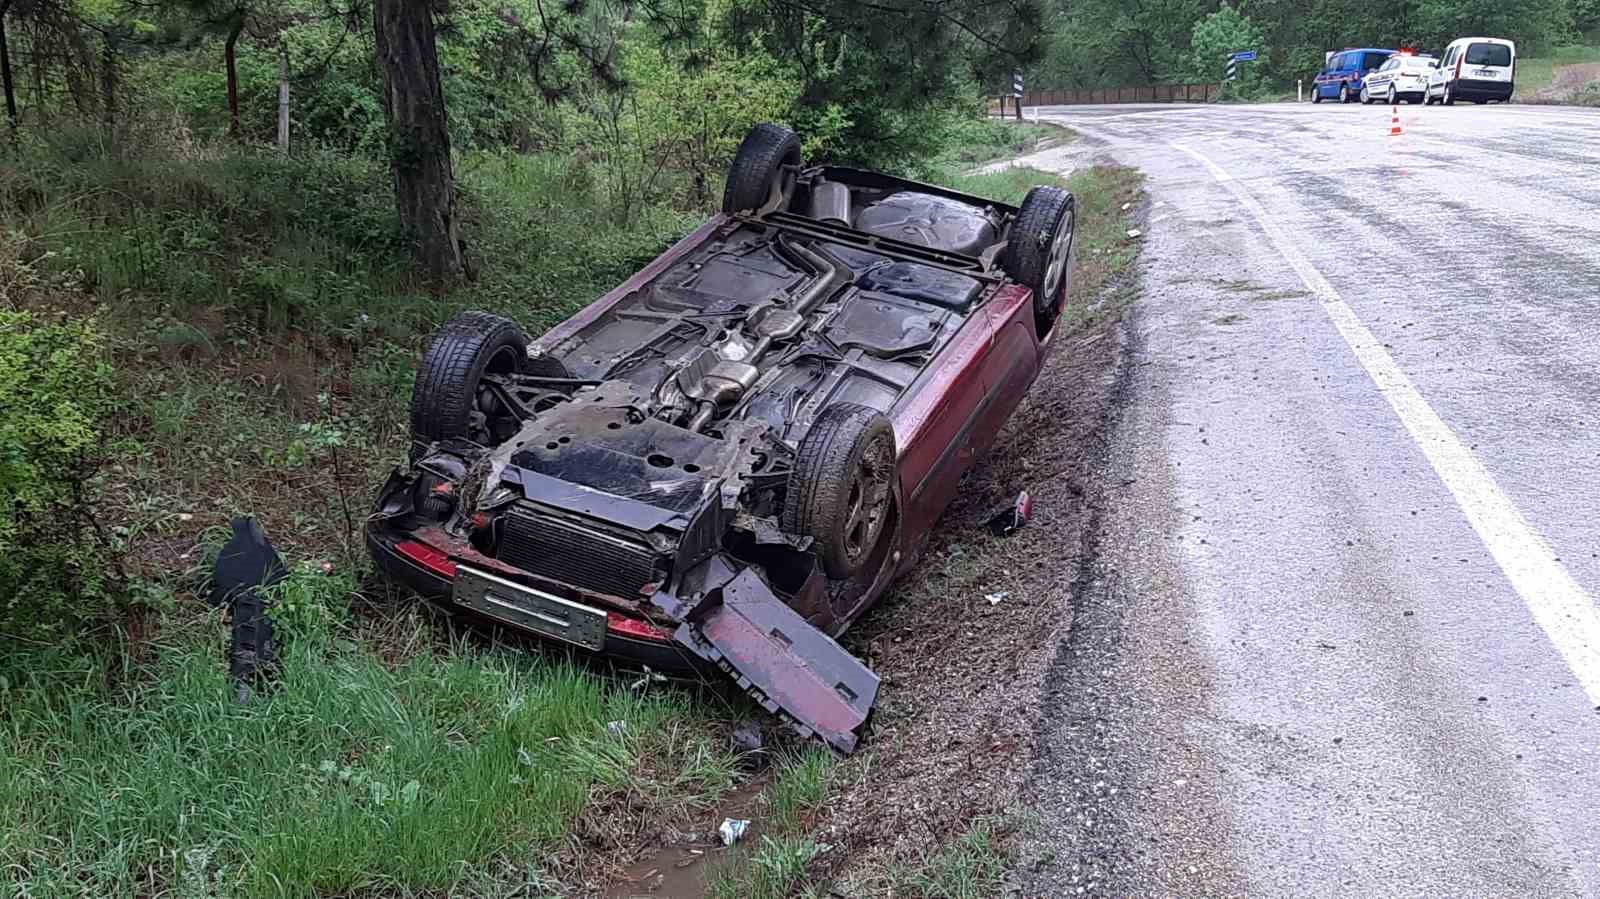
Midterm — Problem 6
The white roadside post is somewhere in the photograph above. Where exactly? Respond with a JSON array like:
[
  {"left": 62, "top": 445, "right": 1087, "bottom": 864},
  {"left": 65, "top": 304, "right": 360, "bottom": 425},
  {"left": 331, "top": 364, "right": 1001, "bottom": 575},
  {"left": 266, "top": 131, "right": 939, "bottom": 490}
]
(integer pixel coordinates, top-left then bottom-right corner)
[{"left": 1298, "top": 79, "right": 1303, "bottom": 102}]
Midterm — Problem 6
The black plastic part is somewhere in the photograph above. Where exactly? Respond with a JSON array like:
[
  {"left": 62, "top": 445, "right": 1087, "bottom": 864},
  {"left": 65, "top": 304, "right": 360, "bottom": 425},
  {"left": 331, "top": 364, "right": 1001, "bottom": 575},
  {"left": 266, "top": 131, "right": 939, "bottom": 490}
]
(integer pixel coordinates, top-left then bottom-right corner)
[
  {"left": 723, "top": 123, "right": 802, "bottom": 214},
  {"left": 210, "top": 517, "right": 286, "bottom": 703}
]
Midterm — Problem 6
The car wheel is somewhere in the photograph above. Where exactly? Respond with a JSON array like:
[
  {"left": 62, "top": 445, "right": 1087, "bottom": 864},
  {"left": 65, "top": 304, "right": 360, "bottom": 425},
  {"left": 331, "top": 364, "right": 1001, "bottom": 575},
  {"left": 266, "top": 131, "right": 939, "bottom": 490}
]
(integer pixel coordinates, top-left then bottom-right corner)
[
  {"left": 1444, "top": 84, "right": 1455, "bottom": 106},
  {"left": 410, "top": 311, "right": 529, "bottom": 448},
  {"left": 1388, "top": 86, "right": 1398, "bottom": 105},
  {"left": 784, "top": 403, "right": 897, "bottom": 580},
  {"left": 722, "top": 123, "right": 802, "bottom": 215},
  {"left": 1312, "top": 87, "right": 1323, "bottom": 104},
  {"left": 1001, "top": 186, "right": 1076, "bottom": 338},
  {"left": 1360, "top": 85, "right": 1371, "bottom": 104},
  {"left": 1340, "top": 85, "right": 1350, "bottom": 103}
]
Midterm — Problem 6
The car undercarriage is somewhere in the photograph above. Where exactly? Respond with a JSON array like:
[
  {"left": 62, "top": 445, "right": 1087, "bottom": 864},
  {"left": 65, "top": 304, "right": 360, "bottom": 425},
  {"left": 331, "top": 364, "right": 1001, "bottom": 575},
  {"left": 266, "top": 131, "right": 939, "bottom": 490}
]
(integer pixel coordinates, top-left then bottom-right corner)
[{"left": 368, "top": 124, "right": 1076, "bottom": 752}]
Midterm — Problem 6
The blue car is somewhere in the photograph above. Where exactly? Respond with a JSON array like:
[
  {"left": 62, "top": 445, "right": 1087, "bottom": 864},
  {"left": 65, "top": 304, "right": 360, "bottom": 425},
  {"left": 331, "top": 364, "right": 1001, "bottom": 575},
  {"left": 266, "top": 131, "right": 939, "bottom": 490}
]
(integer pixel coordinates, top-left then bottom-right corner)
[{"left": 1312, "top": 48, "right": 1396, "bottom": 104}]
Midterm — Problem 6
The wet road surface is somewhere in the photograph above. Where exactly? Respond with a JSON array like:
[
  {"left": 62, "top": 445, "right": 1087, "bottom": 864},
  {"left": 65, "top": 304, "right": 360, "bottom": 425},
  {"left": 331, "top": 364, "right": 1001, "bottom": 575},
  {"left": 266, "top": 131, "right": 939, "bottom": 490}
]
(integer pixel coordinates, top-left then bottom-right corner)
[{"left": 1019, "top": 102, "right": 1600, "bottom": 897}]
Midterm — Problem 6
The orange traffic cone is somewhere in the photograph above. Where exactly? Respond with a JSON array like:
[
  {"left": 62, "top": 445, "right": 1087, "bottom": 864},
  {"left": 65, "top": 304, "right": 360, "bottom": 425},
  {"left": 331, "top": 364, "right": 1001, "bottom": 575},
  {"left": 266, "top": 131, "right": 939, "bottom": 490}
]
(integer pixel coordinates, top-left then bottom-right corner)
[{"left": 1388, "top": 105, "right": 1403, "bottom": 136}]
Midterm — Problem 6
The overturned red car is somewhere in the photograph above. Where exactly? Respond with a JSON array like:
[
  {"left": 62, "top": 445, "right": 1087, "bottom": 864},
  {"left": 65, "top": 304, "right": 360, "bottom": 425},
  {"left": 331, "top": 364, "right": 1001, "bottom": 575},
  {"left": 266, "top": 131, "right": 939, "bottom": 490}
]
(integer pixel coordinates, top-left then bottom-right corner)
[{"left": 368, "top": 124, "right": 1076, "bottom": 752}]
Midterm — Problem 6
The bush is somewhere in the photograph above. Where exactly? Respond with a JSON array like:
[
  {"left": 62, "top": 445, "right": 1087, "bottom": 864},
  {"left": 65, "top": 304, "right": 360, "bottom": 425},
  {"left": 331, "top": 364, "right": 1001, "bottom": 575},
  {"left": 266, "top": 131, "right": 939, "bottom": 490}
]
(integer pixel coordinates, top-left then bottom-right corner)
[{"left": 0, "top": 309, "right": 120, "bottom": 639}]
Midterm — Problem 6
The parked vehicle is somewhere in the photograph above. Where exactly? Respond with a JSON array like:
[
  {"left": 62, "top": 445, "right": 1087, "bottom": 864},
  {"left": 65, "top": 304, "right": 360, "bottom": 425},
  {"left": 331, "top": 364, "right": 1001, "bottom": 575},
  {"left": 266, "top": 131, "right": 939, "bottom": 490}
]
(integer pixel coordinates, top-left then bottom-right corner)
[
  {"left": 1312, "top": 48, "right": 1395, "bottom": 104},
  {"left": 366, "top": 123, "right": 1077, "bottom": 754},
  {"left": 1425, "top": 37, "right": 1516, "bottom": 105},
  {"left": 1362, "top": 52, "right": 1438, "bottom": 104}
]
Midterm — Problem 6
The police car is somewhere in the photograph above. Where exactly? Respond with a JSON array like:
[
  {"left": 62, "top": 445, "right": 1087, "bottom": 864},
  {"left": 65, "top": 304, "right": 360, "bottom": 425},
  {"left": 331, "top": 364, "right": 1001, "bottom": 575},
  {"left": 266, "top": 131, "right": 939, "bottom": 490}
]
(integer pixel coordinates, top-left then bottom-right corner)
[{"left": 1361, "top": 51, "right": 1438, "bottom": 105}]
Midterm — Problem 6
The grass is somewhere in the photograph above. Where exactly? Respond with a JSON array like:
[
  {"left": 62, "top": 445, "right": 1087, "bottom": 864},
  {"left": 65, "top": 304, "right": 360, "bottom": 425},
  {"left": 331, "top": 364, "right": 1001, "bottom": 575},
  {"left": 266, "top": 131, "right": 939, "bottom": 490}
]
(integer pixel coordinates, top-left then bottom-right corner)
[
  {"left": 702, "top": 747, "right": 837, "bottom": 898},
  {"left": 901, "top": 820, "right": 1009, "bottom": 899},
  {"left": 0, "top": 580, "right": 741, "bottom": 896},
  {"left": 1514, "top": 44, "right": 1600, "bottom": 100}
]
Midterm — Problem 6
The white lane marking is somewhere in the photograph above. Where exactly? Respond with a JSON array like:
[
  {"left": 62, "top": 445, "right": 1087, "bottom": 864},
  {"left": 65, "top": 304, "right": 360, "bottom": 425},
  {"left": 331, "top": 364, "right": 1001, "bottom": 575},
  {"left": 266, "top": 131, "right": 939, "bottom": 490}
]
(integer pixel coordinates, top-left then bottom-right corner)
[{"left": 1170, "top": 140, "right": 1600, "bottom": 706}]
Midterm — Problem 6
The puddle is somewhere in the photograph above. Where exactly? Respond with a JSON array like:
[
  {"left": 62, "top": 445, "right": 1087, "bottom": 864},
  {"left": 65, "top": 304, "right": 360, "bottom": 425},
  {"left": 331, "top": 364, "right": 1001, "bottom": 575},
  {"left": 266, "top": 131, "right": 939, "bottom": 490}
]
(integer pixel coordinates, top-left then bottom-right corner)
[{"left": 604, "top": 778, "right": 768, "bottom": 898}]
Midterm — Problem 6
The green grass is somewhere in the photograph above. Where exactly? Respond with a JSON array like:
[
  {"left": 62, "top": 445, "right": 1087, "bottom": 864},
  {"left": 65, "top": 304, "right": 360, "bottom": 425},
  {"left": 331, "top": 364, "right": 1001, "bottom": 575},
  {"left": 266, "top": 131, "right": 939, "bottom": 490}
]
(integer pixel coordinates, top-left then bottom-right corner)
[
  {"left": 763, "top": 747, "right": 836, "bottom": 834},
  {"left": 0, "top": 575, "right": 738, "bottom": 896},
  {"left": 1514, "top": 44, "right": 1600, "bottom": 99},
  {"left": 901, "top": 820, "right": 1008, "bottom": 899}
]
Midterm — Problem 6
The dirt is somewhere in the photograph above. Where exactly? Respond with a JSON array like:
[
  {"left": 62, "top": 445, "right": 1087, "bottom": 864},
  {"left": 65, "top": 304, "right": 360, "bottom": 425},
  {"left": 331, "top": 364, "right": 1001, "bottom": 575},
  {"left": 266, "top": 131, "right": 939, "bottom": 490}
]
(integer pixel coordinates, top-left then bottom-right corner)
[
  {"left": 811, "top": 277, "right": 1137, "bottom": 891},
  {"left": 601, "top": 778, "right": 769, "bottom": 899}
]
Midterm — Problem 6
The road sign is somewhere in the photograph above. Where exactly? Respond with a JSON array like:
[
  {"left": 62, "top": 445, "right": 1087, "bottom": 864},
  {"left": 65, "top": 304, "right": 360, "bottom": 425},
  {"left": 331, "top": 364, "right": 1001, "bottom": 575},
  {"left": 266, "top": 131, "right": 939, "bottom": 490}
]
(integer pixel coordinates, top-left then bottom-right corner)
[
  {"left": 1226, "top": 60, "right": 1239, "bottom": 81},
  {"left": 1013, "top": 70, "right": 1024, "bottom": 98},
  {"left": 1231, "top": 50, "right": 1258, "bottom": 62}
]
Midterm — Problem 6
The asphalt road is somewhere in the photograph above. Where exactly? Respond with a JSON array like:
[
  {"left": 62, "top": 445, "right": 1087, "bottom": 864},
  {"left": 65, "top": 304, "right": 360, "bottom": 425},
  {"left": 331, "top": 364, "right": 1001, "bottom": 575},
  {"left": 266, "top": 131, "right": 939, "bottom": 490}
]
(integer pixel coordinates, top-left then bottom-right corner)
[{"left": 1018, "top": 101, "right": 1600, "bottom": 897}]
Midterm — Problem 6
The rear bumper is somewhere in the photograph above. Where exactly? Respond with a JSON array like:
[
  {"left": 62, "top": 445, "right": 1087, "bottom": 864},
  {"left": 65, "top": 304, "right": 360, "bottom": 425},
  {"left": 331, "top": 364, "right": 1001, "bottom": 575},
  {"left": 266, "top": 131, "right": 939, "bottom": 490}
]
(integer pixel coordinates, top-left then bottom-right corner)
[
  {"left": 1453, "top": 78, "right": 1513, "bottom": 100},
  {"left": 366, "top": 525, "right": 706, "bottom": 674}
]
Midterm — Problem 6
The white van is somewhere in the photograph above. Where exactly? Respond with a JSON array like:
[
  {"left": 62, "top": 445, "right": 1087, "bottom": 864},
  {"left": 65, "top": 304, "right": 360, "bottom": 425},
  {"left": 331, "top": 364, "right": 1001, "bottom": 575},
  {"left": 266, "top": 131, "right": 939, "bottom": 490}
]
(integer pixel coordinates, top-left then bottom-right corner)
[{"left": 1424, "top": 37, "right": 1516, "bottom": 105}]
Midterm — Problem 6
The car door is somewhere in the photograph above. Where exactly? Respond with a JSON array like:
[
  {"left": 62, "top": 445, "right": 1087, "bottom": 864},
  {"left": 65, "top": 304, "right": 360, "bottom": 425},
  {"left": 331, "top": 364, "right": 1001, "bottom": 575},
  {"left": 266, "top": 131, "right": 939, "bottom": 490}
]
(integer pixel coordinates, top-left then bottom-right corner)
[
  {"left": 1436, "top": 45, "right": 1458, "bottom": 90},
  {"left": 891, "top": 307, "right": 994, "bottom": 537},
  {"left": 1369, "top": 58, "right": 1394, "bottom": 94},
  {"left": 1464, "top": 41, "right": 1514, "bottom": 86}
]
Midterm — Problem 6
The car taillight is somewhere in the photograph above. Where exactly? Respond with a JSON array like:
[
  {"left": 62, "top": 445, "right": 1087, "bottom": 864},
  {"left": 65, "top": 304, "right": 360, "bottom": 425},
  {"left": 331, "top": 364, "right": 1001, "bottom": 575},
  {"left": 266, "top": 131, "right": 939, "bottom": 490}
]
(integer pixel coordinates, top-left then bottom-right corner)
[
  {"left": 606, "top": 611, "right": 672, "bottom": 642},
  {"left": 395, "top": 539, "right": 457, "bottom": 579},
  {"left": 1456, "top": 56, "right": 1464, "bottom": 79}
]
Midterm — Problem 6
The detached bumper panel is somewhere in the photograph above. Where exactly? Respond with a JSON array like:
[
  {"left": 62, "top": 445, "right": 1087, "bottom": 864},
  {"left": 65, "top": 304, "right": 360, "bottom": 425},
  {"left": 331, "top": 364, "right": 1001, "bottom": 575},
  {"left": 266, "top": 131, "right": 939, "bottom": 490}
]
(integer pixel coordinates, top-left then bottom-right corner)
[
  {"left": 454, "top": 566, "right": 607, "bottom": 652},
  {"left": 676, "top": 568, "right": 879, "bottom": 754}
]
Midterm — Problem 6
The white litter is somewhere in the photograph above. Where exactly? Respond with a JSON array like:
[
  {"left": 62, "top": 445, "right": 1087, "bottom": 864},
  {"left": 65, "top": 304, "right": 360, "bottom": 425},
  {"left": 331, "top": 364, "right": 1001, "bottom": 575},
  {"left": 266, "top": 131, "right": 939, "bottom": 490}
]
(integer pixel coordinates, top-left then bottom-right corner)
[
  {"left": 1121, "top": 202, "right": 1133, "bottom": 211},
  {"left": 606, "top": 720, "right": 628, "bottom": 738},
  {"left": 1126, "top": 228, "right": 1143, "bottom": 239},
  {"left": 985, "top": 591, "right": 1009, "bottom": 606},
  {"left": 718, "top": 818, "right": 750, "bottom": 846}
]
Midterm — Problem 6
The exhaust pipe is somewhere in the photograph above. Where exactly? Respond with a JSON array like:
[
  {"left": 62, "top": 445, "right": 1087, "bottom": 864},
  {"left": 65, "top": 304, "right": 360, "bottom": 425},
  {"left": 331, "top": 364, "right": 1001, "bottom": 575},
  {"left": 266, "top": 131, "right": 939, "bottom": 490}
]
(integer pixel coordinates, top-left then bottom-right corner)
[{"left": 807, "top": 179, "right": 852, "bottom": 227}]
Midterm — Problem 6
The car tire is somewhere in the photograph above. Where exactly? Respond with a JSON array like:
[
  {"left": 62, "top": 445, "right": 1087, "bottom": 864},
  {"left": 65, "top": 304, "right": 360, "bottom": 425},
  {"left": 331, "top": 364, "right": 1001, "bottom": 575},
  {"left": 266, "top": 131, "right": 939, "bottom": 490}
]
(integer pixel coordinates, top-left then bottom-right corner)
[
  {"left": 1444, "top": 84, "right": 1455, "bottom": 106},
  {"left": 1361, "top": 86, "right": 1373, "bottom": 104},
  {"left": 783, "top": 403, "right": 896, "bottom": 580},
  {"left": 1387, "top": 86, "right": 1398, "bottom": 105},
  {"left": 1312, "top": 86, "right": 1323, "bottom": 103},
  {"left": 1001, "top": 186, "right": 1077, "bottom": 338},
  {"left": 410, "top": 311, "right": 529, "bottom": 447},
  {"left": 722, "top": 123, "right": 802, "bottom": 215},
  {"left": 1340, "top": 85, "right": 1350, "bottom": 103}
]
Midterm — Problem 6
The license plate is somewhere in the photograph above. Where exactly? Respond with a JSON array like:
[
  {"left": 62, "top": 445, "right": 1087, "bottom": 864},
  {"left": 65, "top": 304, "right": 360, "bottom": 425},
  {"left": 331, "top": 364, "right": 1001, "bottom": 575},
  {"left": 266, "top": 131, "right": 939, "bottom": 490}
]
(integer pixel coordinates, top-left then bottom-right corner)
[
  {"left": 453, "top": 566, "right": 607, "bottom": 651},
  {"left": 1474, "top": 69, "right": 1499, "bottom": 78}
]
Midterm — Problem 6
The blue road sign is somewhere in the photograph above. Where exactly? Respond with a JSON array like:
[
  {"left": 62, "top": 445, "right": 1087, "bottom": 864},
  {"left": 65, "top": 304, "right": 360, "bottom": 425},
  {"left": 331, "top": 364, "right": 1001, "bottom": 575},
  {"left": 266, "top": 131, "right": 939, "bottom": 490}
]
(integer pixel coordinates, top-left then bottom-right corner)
[{"left": 1231, "top": 50, "right": 1259, "bottom": 62}]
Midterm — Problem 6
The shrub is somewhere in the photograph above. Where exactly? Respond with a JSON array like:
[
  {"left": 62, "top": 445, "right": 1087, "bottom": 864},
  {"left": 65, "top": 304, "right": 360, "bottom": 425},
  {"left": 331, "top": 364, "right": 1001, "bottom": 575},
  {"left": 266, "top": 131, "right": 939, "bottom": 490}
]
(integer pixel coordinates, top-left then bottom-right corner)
[{"left": 0, "top": 309, "right": 120, "bottom": 639}]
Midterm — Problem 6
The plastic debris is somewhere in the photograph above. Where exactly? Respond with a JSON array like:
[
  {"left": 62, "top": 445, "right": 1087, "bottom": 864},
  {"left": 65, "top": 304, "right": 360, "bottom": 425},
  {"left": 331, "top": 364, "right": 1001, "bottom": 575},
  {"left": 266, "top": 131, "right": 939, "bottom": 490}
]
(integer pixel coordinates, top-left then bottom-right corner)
[
  {"left": 985, "top": 592, "right": 1009, "bottom": 606},
  {"left": 986, "top": 490, "right": 1033, "bottom": 536},
  {"left": 718, "top": 818, "right": 750, "bottom": 846},
  {"left": 607, "top": 720, "right": 629, "bottom": 738},
  {"left": 732, "top": 720, "right": 765, "bottom": 754},
  {"left": 1126, "top": 228, "right": 1143, "bottom": 239}
]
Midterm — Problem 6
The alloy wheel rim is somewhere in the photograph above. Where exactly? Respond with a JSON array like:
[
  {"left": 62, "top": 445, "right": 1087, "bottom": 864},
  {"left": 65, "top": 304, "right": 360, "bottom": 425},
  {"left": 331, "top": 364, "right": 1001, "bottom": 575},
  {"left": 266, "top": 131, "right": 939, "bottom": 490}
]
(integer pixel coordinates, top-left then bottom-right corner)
[
  {"left": 1041, "top": 207, "right": 1075, "bottom": 304},
  {"left": 843, "top": 433, "right": 894, "bottom": 564}
]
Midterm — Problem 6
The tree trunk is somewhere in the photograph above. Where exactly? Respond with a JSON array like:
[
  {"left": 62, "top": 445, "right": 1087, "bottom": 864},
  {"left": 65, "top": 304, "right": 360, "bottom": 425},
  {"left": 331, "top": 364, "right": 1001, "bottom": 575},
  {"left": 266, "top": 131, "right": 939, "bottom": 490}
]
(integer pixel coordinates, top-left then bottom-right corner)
[
  {"left": 225, "top": 18, "right": 243, "bottom": 137},
  {"left": 276, "top": 41, "right": 289, "bottom": 152},
  {"left": 373, "top": 0, "right": 464, "bottom": 284},
  {"left": 0, "top": 0, "right": 16, "bottom": 131},
  {"left": 100, "top": 40, "right": 117, "bottom": 132}
]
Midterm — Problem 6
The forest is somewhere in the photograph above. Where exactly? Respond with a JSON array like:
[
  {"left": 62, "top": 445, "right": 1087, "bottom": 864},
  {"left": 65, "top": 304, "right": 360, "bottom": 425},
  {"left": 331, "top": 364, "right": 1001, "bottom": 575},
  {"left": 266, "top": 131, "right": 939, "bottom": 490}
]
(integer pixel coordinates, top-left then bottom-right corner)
[{"left": 1038, "top": 0, "right": 1600, "bottom": 90}]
